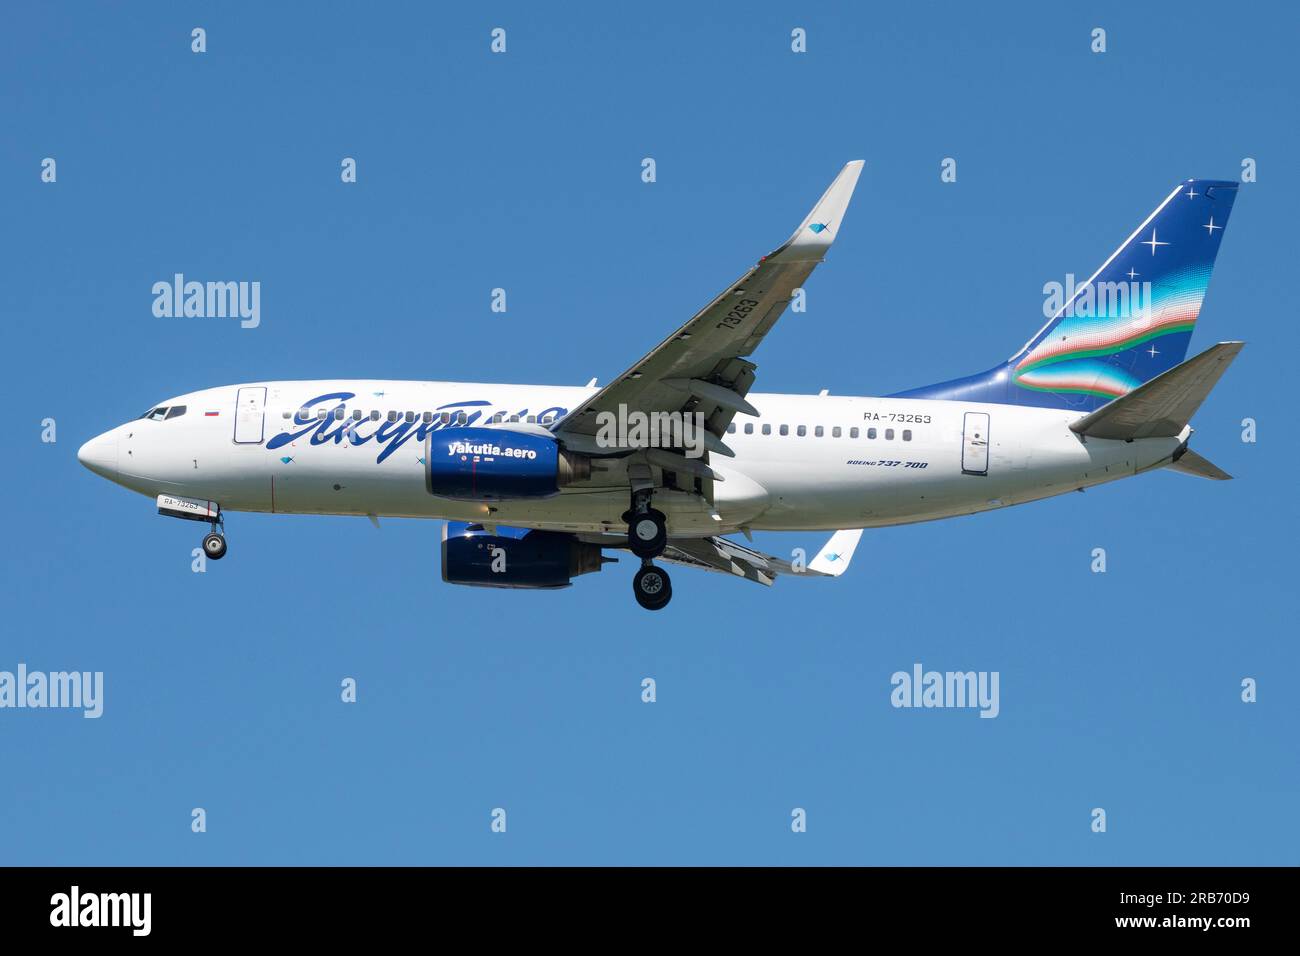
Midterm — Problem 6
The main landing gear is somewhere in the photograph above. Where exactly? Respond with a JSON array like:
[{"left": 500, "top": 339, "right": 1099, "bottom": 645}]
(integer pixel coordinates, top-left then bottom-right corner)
[
  {"left": 633, "top": 560, "right": 672, "bottom": 611},
  {"left": 201, "top": 515, "right": 227, "bottom": 561},
  {"left": 625, "top": 490, "right": 671, "bottom": 610},
  {"left": 624, "top": 490, "right": 666, "bottom": 559}
]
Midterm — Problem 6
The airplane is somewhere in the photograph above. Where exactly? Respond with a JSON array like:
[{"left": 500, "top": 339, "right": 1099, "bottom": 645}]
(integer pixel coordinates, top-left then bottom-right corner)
[{"left": 78, "top": 162, "right": 1243, "bottom": 610}]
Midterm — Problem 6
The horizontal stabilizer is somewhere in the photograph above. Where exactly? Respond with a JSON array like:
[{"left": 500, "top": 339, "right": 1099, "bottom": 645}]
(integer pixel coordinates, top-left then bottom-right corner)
[
  {"left": 1167, "top": 449, "right": 1232, "bottom": 480},
  {"left": 1070, "top": 342, "right": 1243, "bottom": 440}
]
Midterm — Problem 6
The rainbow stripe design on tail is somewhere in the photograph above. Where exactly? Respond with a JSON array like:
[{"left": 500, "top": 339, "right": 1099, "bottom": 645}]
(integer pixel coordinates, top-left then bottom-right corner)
[{"left": 893, "top": 180, "right": 1238, "bottom": 411}]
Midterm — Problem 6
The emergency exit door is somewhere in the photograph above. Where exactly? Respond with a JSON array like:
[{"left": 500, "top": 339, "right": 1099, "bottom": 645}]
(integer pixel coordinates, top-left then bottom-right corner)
[
  {"left": 233, "top": 386, "right": 267, "bottom": 444},
  {"left": 961, "top": 411, "right": 990, "bottom": 476}
]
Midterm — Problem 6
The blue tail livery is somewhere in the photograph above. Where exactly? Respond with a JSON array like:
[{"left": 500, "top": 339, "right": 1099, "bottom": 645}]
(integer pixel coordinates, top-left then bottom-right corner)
[{"left": 892, "top": 179, "right": 1239, "bottom": 410}]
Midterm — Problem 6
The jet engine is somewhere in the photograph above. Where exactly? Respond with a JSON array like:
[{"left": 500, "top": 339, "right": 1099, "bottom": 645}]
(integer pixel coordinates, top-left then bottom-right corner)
[
  {"left": 441, "top": 521, "right": 608, "bottom": 589},
  {"left": 425, "top": 427, "right": 590, "bottom": 500}
]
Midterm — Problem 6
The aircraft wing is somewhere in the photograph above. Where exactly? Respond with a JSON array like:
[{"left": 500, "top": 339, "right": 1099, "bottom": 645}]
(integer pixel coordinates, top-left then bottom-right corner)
[
  {"left": 552, "top": 161, "right": 864, "bottom": 451},
  {"left": 657, "top": 529, "right": 863, "bottom": 587}
]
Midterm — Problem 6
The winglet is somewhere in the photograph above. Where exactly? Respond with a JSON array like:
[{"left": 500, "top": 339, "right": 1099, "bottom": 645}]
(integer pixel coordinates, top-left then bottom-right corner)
[
  {"left": 808, "top": 529, "right": 863, "bottom": 576},
  {"left": 768, "top": 160, "right": 864, "bottom": 263}
]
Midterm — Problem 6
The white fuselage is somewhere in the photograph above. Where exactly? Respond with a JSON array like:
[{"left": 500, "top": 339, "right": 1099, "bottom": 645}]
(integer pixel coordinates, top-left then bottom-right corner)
[{"left": 78, "top": 380, "right": 1186, "bottom": 537}]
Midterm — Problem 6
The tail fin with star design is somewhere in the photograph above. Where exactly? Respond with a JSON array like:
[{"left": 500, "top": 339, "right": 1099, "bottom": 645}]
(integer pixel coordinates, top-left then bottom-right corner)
[{"left": 893, "top": 179, "right": 1240, "bottom": 412}]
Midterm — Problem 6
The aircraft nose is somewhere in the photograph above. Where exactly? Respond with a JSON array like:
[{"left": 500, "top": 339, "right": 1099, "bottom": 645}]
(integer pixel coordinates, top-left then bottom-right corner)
[{"left": 77, "top": 431, "right": 119, "bottom": 479}]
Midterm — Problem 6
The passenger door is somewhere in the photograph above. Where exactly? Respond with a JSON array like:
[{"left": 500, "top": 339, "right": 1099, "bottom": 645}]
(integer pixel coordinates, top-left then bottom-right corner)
[
  {"left": 961, "top": 411, "right": 989, "bottom": 476},
  {"left": 233, "top": 386, "right": 267, "bottom": 444}
]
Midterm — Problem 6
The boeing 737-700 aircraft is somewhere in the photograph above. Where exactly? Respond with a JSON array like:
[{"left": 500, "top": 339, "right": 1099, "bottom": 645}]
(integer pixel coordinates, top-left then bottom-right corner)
[{"left": 78, "top": 163, "right": 1242, "bottom": 609}]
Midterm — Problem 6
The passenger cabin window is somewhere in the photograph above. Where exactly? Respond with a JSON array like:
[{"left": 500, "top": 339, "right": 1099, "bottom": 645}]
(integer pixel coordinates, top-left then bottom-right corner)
[
  {"left": 727, "top": 423, "right": 736, "bottom": 434},
  {"left": 387, "top": 411, "right": 398, "bottom": 422},
  {"left": 762, "top": 424, "right": 771, "bottom": 435},
  {"left": 282, "top": 410, "right": 291, "bottom": 419},
  {"left": 832, "top": 426, "right": 841, "bottom": 438},
  {"left": 165, "top": 406, "right": 186, "bottom": 420},
  {"left": 440, "top": 412, "right": 451, "bottom": 425},
  {"left": 814, "top": 425, "right": 824, "bottom": 437},
  {"left": 797, "top": 425, "right": 807, "bottom": 437},
  {"left": 457, "top": 412, "right": 468, "bottom": 425},
  {"left": 885, "top": 428, "right": 895, "bottom": 440},
  {"left": 317, "top": 409, "right": 328, "bottom": 421},
  {"left": 370, "top": 410, "right": 381, "bottom": 421},
  {"left": 404, "top": 411, "right": 415, "bottom": 424},
  {"left": 744, "top": 423, "right": 754, "bottom": 435},
  {"left": 422, "top": 411, "right": 433, "bottom": 424},
  {"left": 867, "top": 427, "right": 877, "bottom": 439},
  {"left": 850, "top": 427, "right": 859, "bottom": 438},
  {"left": 526, "top": 415, "right": 536, "bottom": 424},
  {"left": 334, "top": 408, "right": 345, "bottom": 420},
  {"left": 903, "top": 429, "right": 912, "bottom": 441},
  {"left": 779, "top": 425, "right": 789, "bottom": 436}
]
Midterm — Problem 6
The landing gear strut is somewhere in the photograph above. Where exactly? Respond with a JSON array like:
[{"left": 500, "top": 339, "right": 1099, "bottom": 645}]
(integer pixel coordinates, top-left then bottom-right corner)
[
  {"left": 201, "top": 514, "right": 227, "bottom": 560},
  {"left": 624, "top": 489, "right": 676, "bottom": 608},
  {"left": 624, "top": 490, "right": 671, "bottom": 608},
  {"left": 624, "top": 490, "right": 666, "bottom": 559},
  {"left": 633, "top": 561, "right": 672, "bottom": 611}
]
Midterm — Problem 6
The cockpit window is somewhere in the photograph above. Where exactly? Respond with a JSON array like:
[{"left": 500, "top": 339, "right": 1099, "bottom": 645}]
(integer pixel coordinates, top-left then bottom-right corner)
[{"left": 139, "top": 405, "right": 187, "bottom": 421}]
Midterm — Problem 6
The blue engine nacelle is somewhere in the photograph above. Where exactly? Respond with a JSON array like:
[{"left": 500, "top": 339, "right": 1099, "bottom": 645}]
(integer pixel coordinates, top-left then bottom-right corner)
[
  {"left": 441, "top": 522, "right": 608, "bottom": 589},
  {"left": 425, "top": 427, "right": 591, "bottom": 500}
]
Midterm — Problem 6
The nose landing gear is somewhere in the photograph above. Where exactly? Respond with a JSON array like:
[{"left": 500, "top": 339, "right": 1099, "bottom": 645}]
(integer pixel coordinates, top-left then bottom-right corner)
[{"left": 201, "top": 515, "right": 227, "bottom": 561}]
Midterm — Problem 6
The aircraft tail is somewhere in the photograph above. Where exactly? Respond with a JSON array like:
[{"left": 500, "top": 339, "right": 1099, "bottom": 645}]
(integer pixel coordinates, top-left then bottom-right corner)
[{"left": 893, "top": 179, "right": 1240, "bottom": 412}]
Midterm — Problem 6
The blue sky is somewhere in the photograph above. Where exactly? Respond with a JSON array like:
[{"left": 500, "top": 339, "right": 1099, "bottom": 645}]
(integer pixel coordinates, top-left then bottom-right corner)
[{"left": 2, "top": 0, "right": 1297, "bottom": 865}]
